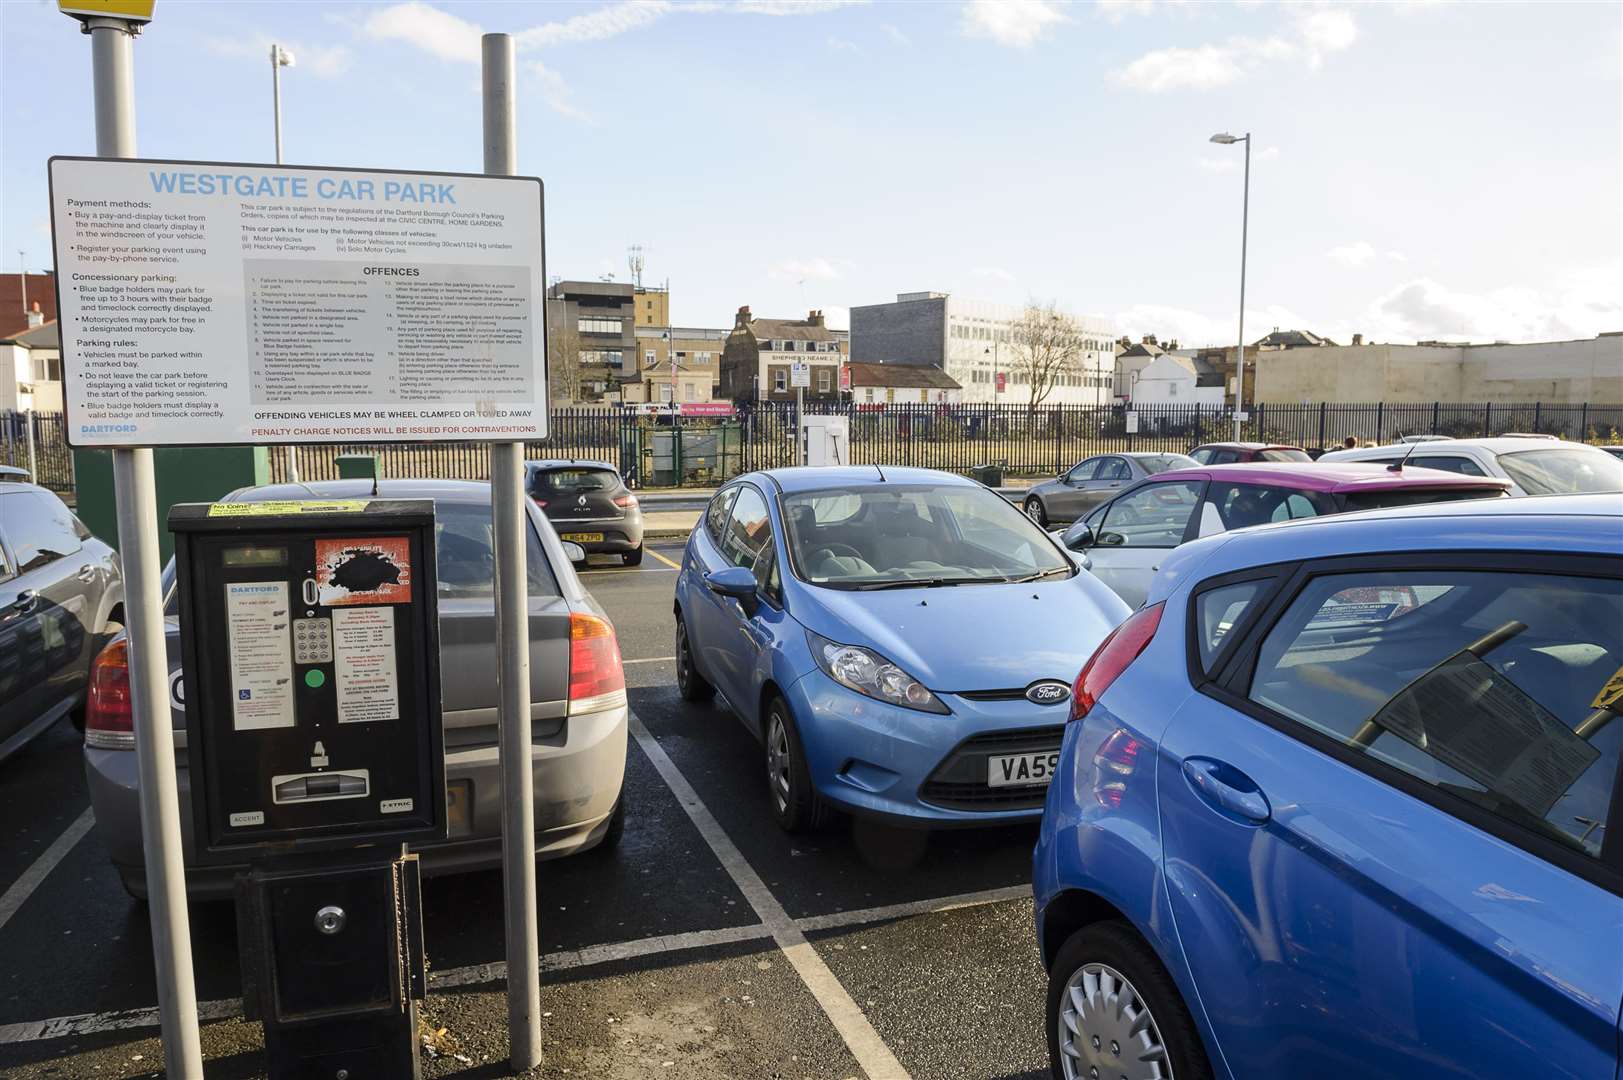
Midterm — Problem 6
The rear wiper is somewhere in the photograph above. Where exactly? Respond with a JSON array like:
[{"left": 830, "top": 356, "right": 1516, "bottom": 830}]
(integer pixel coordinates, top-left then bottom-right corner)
[
  {"left": 853, "top": 576, "right": 998, "bottom": 590},
  {"left": 1009, "top": 567, "right": 1071, "bottom": 584}
]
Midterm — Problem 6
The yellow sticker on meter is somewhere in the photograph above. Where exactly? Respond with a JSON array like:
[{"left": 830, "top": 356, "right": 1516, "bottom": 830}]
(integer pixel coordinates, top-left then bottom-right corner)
[
  {"left": 1593, "top": 665, "right": 1623, "bottom": 713},
  {"left": 207, "top": 500, "right": 370, "bottom": 517}
]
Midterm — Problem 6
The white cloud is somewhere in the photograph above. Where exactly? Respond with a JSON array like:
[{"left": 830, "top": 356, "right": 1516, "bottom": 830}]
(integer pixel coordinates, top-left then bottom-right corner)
[
  {"left": 1367, "top": 270, "right": 1623, "bottom": 343},
  {"left": 1112, "top": 302, "right": 1317, "bottom": 349},
  {"left": 827, "top": 35, "right": 863, "bottom": 53},
  {"left": 974, "top": 266, "right": 1017, "bottom": 283},
  {"left": 361, "top": 2, "right": 483, "bottom": 63},
  {"left": 515, "top": 1, "right": 672, "bottom": 49},
  {"left": 1095, "top": 0, "right": 1154, "bottom": 23},
  {"left": 1386, "top": 250, "right": 1408, "bottom": 263},
  {"left": 528, "top": 62, "right": 592, "bottom": 122},
  {"left": 734, "top": 0, "right": 866, "bottom": 12},
  {"left": 961, "top": 0, "right": 1069, "bottom": 48},
  {"left": 1111, "top": 6, "right": 1357, "bottom": 92},
  {"left": 1255, "top": 145, "right": 1279, "bottom": 161},
  {"left": 1198, "top": 156, "right": 1239, "bottom": 174},
  {"left": 1328, "top": 241, "right": 1378, "bottom": 267},
  {"left": 205, "top": 35, "right": 353, "bottom": 77},
  {"left": 880, "top": 22, "right": 912, "bottom": 46},
  {"left": 769, "top": 257, "right": 841, "bottom": 281}
]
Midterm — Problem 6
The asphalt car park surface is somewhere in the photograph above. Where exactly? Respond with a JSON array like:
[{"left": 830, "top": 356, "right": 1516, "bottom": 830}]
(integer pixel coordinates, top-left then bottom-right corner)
[{"left": 0, "top": 541, "right": 1049, "bottom": 1079}]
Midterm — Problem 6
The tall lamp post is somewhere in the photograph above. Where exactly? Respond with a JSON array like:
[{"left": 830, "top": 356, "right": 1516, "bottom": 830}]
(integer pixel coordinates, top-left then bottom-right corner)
[
  {"left": 1209, "top": 131, "right": 1250, "bottom": 441},
  {"left": 271, "top": 43, "right": 301, "bottom": 482}
]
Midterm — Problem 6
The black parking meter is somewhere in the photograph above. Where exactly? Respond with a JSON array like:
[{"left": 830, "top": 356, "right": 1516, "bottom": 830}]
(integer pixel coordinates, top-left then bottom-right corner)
[{"left": 168, "top": 498, "right": 445, "bottom": 1079}]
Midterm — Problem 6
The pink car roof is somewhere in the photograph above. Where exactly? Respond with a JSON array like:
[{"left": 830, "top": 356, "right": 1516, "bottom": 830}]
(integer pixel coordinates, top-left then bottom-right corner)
[{"left": 1153, "top": 461, "right": 1511, "bottom": 493}]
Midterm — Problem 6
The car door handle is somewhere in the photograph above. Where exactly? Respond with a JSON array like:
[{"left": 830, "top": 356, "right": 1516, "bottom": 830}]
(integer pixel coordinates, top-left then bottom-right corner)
[
  {"left": 76, "top": 565, "right": 97, "bottom": 583},
  {"left": 12, "top": 589, "right": 39, "bottom": 615},
  {"left": 1181, "top": 757, "right": 1271, "bottom": 824}
]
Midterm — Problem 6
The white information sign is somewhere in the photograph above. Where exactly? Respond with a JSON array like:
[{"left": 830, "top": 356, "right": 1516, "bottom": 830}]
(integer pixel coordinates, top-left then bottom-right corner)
[
  {"left": 48, "top": 157, "right": 548, "bottom": 447},
  {"left": 332, "top": 606, "right": 401, "bottom": 724},
  {"left": 225, "top": 581, "right": 294, "bottom": 731},
  {"left": 790, "top": 361, "right": 811, "bottom": 388},
  {"left": 1125, "top": 411, "right": 1139, "bottom": 434}
]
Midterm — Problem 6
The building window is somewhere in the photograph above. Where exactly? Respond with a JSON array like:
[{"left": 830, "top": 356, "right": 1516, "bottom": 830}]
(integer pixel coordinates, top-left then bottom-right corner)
[
  {"left": 774, "top": 370, "right": 787, "bottom": 393},
  {"left": 780, "top": 340, "right": 795, "bottom": 352},
  {"left": 578, "top": 316, "right": 622, "bottom": 334},
  {"left": 676, "top": 351, "right": 687, "bottom": 360},
  {"left": 605, "top": 350, "right": 623, "bottom": 368},
  {"left": 818, "top": 368, "right": 831, "bottom": 393},
  {"left": 644, "top": 349, "right": 656, "bottom": 365}
]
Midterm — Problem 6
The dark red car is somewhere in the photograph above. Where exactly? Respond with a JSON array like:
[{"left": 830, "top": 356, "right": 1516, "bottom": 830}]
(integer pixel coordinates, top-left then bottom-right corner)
[{"left": 1188, "top": 442, "right": 1311, "bottom": 464}]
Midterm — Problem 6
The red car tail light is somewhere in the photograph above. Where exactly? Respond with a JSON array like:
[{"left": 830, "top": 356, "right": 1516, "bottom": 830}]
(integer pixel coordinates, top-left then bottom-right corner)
[
  {"left": 1091, "top": 728, "right": 1143, "bottom": 809},
  {"left": 85, "top": 639, "right": 136, "bottom": 748},
  {"left": 568, "top": 612, "right": 625, "bottom": 708},
  {"left": 1069, "top": 602, "right": 1164, "bottom": 723},
  {"left": 613, "top": 494, "right": 638, "bottom": 509}
]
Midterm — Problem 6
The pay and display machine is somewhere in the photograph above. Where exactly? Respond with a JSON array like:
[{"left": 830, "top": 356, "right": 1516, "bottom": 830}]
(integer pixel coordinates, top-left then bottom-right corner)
[{"left": 168, "top": 499, "right": 444, "bottom": 1078}]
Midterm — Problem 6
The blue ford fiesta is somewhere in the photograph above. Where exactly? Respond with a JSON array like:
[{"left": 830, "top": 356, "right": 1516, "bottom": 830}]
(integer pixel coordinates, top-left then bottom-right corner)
[
  {"left": 673, "top": 466, "right": 1130, "bottom": 832},
  {"left": 1033, "top": 493, "right": 1623, "bottom": 1080}
]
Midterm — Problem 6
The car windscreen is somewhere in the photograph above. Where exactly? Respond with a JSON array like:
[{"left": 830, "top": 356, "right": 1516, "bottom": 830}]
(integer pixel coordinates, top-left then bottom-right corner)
[
  {"left": 782, "top": 484, "right": 1071, "bottom": 590},
  {"left": 1258, "top": 448, "right": 1312, "bottom": 463},
  {"left": 1141, "top": 454, "right": 1199, "bottom": 474},
  {"left": 161, "top": 500, "right": 559, "bottom": 613},
  {"left": 532, "top": 467, "right": 618, "bottom": 495},
  {"left": 1497, "top": 448, "right": 1623, "bottom": 495},
  {"left": 1341, "top": 487, "right": 1506, "bottom": 512}
]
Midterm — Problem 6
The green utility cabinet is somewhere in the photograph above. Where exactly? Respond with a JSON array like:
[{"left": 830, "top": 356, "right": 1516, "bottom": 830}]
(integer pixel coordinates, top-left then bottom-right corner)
[{"left": 73, "top": 446, "right": 271, "bottom": 563}]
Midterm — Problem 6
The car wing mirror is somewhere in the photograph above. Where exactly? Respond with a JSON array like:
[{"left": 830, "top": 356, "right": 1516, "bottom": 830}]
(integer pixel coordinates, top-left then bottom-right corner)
[
  {"left": 706, "top": 566, "right": 760, "bottom": 610},
  {"left": 1063, "top": 523, "right": 1095, "bottom": 551},
  {"left": 561, "top": 541, "right": 587, "bottom": 565}
]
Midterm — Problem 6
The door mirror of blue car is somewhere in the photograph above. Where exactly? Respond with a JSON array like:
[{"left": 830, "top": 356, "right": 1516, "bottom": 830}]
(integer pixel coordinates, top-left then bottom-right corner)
[{"left": 706, "top": 566, "right": 760, "bottom": 612}]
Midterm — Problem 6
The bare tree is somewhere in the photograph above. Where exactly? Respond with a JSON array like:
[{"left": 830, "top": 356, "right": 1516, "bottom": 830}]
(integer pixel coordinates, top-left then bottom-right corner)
[
  {"left": 547, "top": 322, "right": 584, "bottom": 405},
  {"left": 1008, "top": 302, "right": 1085, "bottom": 408}
]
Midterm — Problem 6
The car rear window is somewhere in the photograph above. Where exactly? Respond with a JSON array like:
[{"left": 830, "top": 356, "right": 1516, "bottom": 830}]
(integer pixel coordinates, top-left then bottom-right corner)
[
  {"left": 532, "top": 467, "right": 618, "bottom": 495},
  {"left": 1258, "top": 448, "right": 1312, "bottom": 463},
  {"left": 1341, "top": 487, "right": 1505, "bottom": 511},
  {"left": 1498, "top": 448, "right": 1623, "bottom": 495},
  {"left": 1247, "top": 569, "right": 1623, "bottom": 858},
  {"left": 1142, "top": 454, "right": 1199, "bottom": 474}
]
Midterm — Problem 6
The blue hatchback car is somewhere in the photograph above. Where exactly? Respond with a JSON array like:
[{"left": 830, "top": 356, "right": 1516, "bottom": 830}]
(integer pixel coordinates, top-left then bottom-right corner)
[
  {"left": 673, "top": 466, "right": 1129, "bottom": 832},
  {"left": 1033, "top": 493, "right": 1623, "bottom": 1080}
]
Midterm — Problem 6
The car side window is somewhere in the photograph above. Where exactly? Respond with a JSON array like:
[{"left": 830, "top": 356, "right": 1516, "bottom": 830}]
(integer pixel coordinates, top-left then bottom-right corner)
[
  {"left": 1416, "top": 454, "right": 1488, "bottom": 477},
  {"left": 1208, "top": 449, "right": 1241, "bottom": 465},
  {"left": 756, "top": 543, "right": 783, "bottom": 608},
  {"left": 705, "top": 487, "right": 740, "bottom": 546},
  {"left": 723, "top": 486, "right": 774, "bottom": 573},
  {"left": 1195, "top": 579, "right": 1268, "bottom": 673},
  {"left": 1207, "top": 483, "right": 1333, "bottom": 529},
  {"left": 1245, "top": 568, "right": 1623, "bottom": 859},
  {"left": 1096, "top": 481, "right": 1204, "bottom": 548},
  {"left": 1099, "top": 458, "right": 1132, "bottom": 481},
  {"left": 1067, "top": 458, "right": 1100, "bottom": 483},
  {"left": 1, "top": 490, "right": 83, "bottom": 573},
  {"left": 1189, "top": 448, "right": 1213, "bottom": 464}
]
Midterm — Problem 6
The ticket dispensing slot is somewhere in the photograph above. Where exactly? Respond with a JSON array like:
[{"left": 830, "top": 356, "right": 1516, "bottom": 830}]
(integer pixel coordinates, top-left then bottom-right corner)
[{"left": 271, "top": 770, "right": 370, "bottom": 804}]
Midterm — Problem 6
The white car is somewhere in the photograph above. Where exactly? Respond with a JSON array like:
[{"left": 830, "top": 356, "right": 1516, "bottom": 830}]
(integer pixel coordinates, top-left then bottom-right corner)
[{"left": 1318, "top": 437, "right": 1623, "bottom": 497}]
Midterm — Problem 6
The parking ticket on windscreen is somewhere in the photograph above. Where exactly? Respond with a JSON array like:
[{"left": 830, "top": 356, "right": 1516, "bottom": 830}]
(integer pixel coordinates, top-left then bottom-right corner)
[{"left": 226, "top": 582, "right": 295, "bottom": 730}]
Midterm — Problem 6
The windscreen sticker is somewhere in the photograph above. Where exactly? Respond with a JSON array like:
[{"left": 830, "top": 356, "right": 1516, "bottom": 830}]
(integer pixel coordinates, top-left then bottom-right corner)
[
  {"left": 208, "top": 500, "right": 369, "bottom": 517},
  {"left": 315, "top": 537, "right": 412, "bottom": 606},
  {"left": 1592, "top": 665, "right": 1623, "bottom": 713},
  {"left": 331, "top": 606, "right": 400, "bottom": 723},
  {"left": 225, "top": 581, "right": 294, "bottom": 731}
]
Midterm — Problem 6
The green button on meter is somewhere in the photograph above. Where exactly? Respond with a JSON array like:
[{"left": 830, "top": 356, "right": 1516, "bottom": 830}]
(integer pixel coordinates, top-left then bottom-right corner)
[{"left": 304, "top": 669, "right": 326, "bottom": 689}]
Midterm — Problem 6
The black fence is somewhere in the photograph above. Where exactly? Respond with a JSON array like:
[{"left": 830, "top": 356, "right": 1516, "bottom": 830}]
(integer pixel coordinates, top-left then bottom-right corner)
[
  {"left": 11, "top": 402, "right": 1623, "bottom": 494},
  {"left": 0, "top": 411, "right": 73, "bottom": 494}
]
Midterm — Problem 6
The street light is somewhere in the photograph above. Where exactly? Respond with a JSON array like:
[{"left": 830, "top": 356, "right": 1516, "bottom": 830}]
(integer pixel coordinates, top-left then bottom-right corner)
[
  {"left": 1209, "top": 130, "right": 1250, "bottom": 441},
  {"left": 271, "top": 44, "right": 295, "bottom": 165}
]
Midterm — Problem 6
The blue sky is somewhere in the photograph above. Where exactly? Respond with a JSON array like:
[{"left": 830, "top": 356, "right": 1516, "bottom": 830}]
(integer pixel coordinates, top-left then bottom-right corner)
[{"left": 4, "top": 0, "right": 1619, "bottom": 346}]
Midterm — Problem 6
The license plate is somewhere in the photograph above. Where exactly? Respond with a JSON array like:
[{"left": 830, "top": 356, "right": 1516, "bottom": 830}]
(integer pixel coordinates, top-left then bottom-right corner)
[
  {"left": 560, "top": 532, "right": 604, "bottom": 543},
  {"left": 446, "top": 780, "right": 472, "bottom": 837},
  {"left": 988, "top": 751, "right": 1060, "bottom": 788}
]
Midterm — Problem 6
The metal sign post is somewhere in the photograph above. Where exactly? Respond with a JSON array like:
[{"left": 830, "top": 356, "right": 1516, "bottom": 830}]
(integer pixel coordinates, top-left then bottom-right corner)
[
  {"left": 74, "top": 11, "right": 205, "bottom": 1078},
  {"left": 791, "top": 361, "right": 810, "bottom": 466},
  {"left": 482, "top": 33, "right": 542, "bottom": 1073}
]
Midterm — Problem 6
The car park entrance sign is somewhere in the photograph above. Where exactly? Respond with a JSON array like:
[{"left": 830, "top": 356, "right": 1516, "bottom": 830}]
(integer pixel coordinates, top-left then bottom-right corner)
[{"left": 48, "top": 157, "right": 548, "bottom": 448}]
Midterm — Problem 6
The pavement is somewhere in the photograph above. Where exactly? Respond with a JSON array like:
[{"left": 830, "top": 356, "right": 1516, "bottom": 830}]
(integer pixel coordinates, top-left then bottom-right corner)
[{"left": 0, "top": 541, "right": 1051, "bottom": 1080}]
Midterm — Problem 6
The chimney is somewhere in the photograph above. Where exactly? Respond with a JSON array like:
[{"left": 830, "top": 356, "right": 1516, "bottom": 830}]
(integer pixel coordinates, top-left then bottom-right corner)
[
  {"left": 1351, "top": 332, "right": 1363, "bottom": 346},
  {"left": 26, "top": 301, "right": 43, "bottom": 329},
  {"left": 1142, "top": 333, "right": 1158, "bottom": 346},
  {"left": 1168, "top": 338, "right": 1179, "bottom": 351},
  {"left": 808, "top": 309, "right": 825, "bottom": 327},
  {"left": 735, "top": 305, "right": 752, "bottom": 329}
]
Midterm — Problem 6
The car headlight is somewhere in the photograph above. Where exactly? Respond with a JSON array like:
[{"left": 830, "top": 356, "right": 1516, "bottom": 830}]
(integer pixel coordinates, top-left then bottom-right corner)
[{"left": 806, "top": 631, "right": 949, "bottom": 714}]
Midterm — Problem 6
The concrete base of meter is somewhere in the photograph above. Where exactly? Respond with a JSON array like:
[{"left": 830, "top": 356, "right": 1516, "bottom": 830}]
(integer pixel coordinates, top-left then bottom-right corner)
[{"left": 235, "top": 851, "right": 426, "bottom": 1080}]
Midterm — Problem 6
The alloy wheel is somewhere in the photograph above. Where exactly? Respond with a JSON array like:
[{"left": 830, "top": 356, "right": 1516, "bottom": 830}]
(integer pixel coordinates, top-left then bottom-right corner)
[
  {"left": 676, "top": 620, "right": 693, "bottom": 692},
  {"left": 1057, "top": 962, "right": 1173, "bottom": 1080},
  {"left": 765, "top": 711, "right": 791, "bottom": 814},
  {"left": 1025, "top": 498, "right": 1046, "bottom": 525}
]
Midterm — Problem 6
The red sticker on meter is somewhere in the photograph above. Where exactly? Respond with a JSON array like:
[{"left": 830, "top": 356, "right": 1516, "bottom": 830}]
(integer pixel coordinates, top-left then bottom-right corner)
[{"left": 315, "top": 537, "right": 412, "bottom": 606}]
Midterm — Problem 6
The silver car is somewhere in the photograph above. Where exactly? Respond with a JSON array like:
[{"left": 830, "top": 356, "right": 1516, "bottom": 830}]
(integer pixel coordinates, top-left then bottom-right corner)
[
  {"left": 82, "top": 479, "right": 629, "bottom": 900},
  {"left": 1021, "top": 452, "right": 1198, "bottom": 527}
]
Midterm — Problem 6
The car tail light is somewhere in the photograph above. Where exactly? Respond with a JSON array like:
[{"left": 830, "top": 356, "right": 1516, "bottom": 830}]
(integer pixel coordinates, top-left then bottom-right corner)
[
  {"left": 531, "top": 496, "right": 548, "bottom": 508},
  {"left": 1069, "top": 602, "right": 1164, "bottom": 723},
  {"left": 568, "top": 612, "right": 625, "bottom": 709},
  {"left": 86, "top": 639, "right": 135, "bottom": 749},
  {"left": 1091, "top": 729, "right": 1142, "bottom": 808},
  {"left": 613, "top": 493, "right": 638, "bottom": 509}
]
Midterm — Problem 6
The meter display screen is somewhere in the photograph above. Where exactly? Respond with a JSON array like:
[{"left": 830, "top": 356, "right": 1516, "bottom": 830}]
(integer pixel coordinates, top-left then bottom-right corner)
[{"left": 223, "top": 545, "right": 288, "bottom": 568}]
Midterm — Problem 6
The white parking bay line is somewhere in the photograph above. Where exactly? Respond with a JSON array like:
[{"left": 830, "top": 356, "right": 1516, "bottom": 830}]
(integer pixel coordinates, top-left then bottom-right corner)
[
  {"left": 622, "top": 656, "right": 676, "bottom": 666},
  {"left": 0, "top": 806, "right": 95, "bottom": 937},
  {"left": 628, "top": 712, "right": 911, "bottom": 1080},
  {"left": 796, "top": 885, "right": 1031, "bottom": 933}
]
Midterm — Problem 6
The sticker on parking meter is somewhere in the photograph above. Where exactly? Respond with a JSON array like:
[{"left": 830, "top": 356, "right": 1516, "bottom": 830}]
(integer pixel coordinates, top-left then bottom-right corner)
[
  {"left": 331, "top": 607, "right": 400, "bottom": 723},
  {"left": 225, "top": 582, "right": 295, "bottom": 730},
  {"left": 315, "top": 537, "right": 412, "bottom": 606}
]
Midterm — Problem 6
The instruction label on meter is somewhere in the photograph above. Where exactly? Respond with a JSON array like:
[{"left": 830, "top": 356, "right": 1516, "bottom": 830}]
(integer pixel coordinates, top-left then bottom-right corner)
[
  {"left": 332, "top": 607, "right": 401, "bottom": 723},
  {"left": 226, "top": 582, "right": 295, "bottom": 730}
]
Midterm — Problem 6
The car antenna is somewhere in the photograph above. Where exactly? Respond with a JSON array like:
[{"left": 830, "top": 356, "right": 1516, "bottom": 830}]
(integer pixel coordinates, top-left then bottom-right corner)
[
  {"left": 1388, "top": 439, "right": 1423, "bottom": 473},
  {"left": 874, "top": 463, "right": 886, "bottom": 482}
]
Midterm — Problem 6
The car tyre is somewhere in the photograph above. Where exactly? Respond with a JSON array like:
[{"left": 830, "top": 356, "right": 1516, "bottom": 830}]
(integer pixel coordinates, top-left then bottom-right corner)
[
  {"left": 763, "top": 696, "right": 826, "bottom": 834},
  {"left": 1024, "top": 496, "right": 1048, "bottom": 527},
  {"left": 624, "top": 545, "right": 644, "bottom": 567},
  {"left": 1047, "top": 921, "right": 1212, "bottom": 1080},
  {"left": 594, "top": 792, "right": 626, "bottom": 852},
  {"left": 675, "top": 612, "right": 715, "bottom": 702}
]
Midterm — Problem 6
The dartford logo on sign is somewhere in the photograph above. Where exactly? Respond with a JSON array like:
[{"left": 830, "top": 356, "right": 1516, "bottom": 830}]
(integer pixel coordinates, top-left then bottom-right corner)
[{"left": 1025, "top": 681, "right": 1071, "bottom": 705}]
